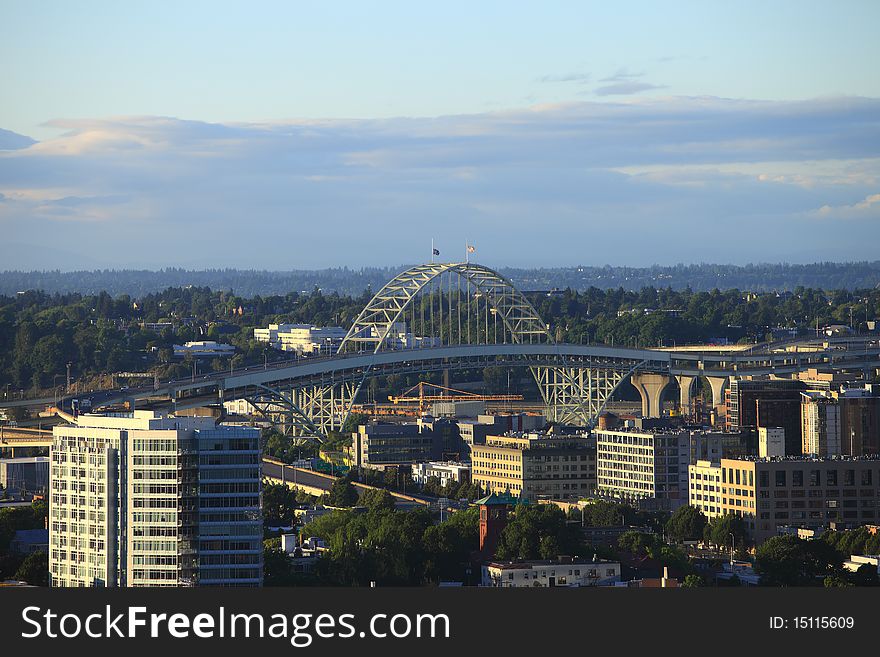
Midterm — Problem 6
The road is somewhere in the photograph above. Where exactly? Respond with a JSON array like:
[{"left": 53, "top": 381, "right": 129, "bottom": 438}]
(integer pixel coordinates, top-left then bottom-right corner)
[{"left": 261, "top": 459, "right": 433, "bottom": 509}]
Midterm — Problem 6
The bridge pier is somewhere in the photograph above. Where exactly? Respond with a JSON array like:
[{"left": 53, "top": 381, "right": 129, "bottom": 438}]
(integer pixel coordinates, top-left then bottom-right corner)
[
  {"left": 631, "top": 373, "right": 671, "bottom": 419},
  {"left": 706, "top": 376, "right": 729, "bottom": 423},
  {"left": 675, "top": 375, "right": 698, "bottom": 418}
]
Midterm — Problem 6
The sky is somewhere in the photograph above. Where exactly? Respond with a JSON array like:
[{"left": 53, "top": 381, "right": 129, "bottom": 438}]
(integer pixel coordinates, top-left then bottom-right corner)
[{"left": 1, "top": 1, "right": 879, "bottom": 270}]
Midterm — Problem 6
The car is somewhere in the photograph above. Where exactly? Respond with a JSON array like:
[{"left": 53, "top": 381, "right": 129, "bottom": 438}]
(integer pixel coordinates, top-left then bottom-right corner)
[{"left": 120, "top": 386, "right": 129, "bottom": 391}]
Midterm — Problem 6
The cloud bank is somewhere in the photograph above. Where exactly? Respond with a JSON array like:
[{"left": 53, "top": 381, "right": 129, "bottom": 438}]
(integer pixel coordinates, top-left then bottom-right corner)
[{"left": 1, "top": 96, "right": 879, "bottom": 269}]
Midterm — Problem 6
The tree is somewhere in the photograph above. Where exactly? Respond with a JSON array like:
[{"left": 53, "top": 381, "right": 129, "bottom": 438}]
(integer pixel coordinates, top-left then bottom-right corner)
[
  {"left": 359, "top": 488, "right": 396, "bottom": 513},
  {"left": 495, "top": 505, "right": 583, "bottom": 561},
  {"left": 849, "top": 563, "right": 880, "bottom": 587},
  {"left": 326, "top": 476, "right": 358, "bottom": 508},
  {"left": 682, "top": 574, "right": 706, "bottom": 587},
  {"left": 704, "top": 513, "right": 747, "bottom": 549},
  {"left": 262, "top": 482, "right": 299, "bottom": 527},
  {"left": 14, "top": 551, "right": 49, "bottom": 586},
  {"left": 665, "top": 505, "right": 707, "bottom": 543},
  {"left": 755, "top": 535, "right": 844, "bottom": 586},
  {"left": 618, "top": 530, "right": 660, "bottom": 557}
]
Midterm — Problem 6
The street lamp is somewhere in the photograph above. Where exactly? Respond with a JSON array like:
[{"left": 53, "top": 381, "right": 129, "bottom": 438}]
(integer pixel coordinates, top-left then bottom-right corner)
[{"left": 729, "top": 532, "right": 736, "bottom": 566}]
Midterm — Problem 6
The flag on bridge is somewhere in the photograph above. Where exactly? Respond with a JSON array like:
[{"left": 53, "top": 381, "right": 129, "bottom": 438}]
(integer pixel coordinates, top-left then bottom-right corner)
[
  {"left": 432, "top": 248, "right": 440, "bottom": 256},
  {"left": 467, "top": 244, "right": 476, "bottom": 253}
]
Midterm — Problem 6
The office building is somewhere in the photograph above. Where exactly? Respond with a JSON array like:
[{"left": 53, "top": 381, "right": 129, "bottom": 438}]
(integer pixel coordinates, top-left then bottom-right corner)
[
  {"left": 726, "top": 378, "right": 805, "bottom": 455},
  {"left": 352, "top": 422, "right": 444, "bottom": 468},
  {"left": 839, "top": 385, "right": 880, "bottom": 456},
  {"left": 595, "top": 428, "right": 722, "bottom": 510},
  {"left": 689, "top": 455, "right": 880, "bottom": 543},
  {"left": 471, "top": 432, "right": 596, "bottom": 502},
  {"left": 801, "top": 391, "right": 842, "bottom": 456},
  {"left": 50, "top": 411, "right": 261, "bottom": 587},
  {"left": 758, "top": 427, "right": 786, "bottom": 458},
  {"left": 253, "top": 323, "right": 347, "bottom": 355},
  {"left": 0, "top": 456, "right": 49, "bottom": 497},
  {"left": 458, "top": 413, "right": 546, "bottom": 448}
]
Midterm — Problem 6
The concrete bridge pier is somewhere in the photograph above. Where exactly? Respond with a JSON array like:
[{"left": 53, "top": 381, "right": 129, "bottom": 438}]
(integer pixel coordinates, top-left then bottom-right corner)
[
  {"left": 675, "top": 375, "right": 698, "bottom": 418},
  {"left": 631, "top": 373, "right": 671, "bottom": 419},
  {"left": 706, "top": 376, "right": 729, "bottom": 422}
]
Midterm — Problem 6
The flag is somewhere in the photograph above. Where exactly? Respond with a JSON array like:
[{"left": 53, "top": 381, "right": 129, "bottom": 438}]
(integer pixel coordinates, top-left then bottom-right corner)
[
  {"left": 467, "top": 244, "right": 476, "bottom": 253},
  {"left": 432, "top": 248, "right": 440, "bottom": 256}
]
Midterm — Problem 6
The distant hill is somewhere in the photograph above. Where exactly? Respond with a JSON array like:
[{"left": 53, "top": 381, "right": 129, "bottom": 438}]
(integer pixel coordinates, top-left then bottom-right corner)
[{"left": 2, "top": 261, "right": 880, "bottom": 297}]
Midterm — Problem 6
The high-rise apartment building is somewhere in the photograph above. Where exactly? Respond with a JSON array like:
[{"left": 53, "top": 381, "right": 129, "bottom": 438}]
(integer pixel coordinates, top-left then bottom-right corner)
[{"left": 49, "top": 411, "right": 262, "bottom": 587}]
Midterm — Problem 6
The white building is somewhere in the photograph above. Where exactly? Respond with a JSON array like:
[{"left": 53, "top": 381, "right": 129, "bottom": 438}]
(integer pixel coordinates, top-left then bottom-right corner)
[
  {"left": 172, "top": 341, "right": 236, "bottom": 358},
  {"left": 253, "top": 323, "right": 347, "bottom": 355},
  {"left": 595, "top": 428, "right": 716, "bottom": 510},
  {"left": 758, "top": 427, "right": 786, "bottom": 458},
  {"left": 49, "top": 411, "right": 262, "bottom": 587},
  {"left": 372, "top": 322, "right": 441, "bottom": 350},
  {"left": 482, "top": 557, "right": 620, "bottom": 587},
  {"left": 411, "top": 461, "right": 471, "bottom": 486}
]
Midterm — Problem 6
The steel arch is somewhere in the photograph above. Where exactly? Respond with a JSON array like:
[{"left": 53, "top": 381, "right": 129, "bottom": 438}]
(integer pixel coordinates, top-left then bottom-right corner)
[{"left": 338, "top": 262, "right": 553, "bottom": 352}]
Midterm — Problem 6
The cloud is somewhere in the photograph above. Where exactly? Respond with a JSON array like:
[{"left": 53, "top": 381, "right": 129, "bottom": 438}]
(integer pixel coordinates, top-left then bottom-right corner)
[
  {"left": 537, "top": 73, "right": 591, "bottom": 84},
  {"left": 813, "top": 192, "right": 880, "bottom": 219},
  {"left": 0, "top": 128, "right": 36, "bottom": 150},
  {"left": 1, "top": 95, "right": 880, "bottom": 268},
  {"left": 594, "top": 81, "right": 666, "bottom": 96},
  {"left": 598, "top": 68, "right": 645, "bottom": 83}
]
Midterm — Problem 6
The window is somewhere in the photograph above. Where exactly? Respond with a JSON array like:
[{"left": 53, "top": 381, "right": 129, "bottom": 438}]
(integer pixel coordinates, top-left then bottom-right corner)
[
  {"left": 792, "top": 470, "right": 804, "bottom": 487},
  {"left": 826, "top": 470, "right": 838, "bottom": 486},
  {"left": 775, "top": 470, "right": 786, "bottom": 487}
]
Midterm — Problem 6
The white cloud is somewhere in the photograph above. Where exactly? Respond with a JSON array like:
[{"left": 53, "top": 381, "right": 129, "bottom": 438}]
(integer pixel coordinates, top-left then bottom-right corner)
[
  {"left": 1, "top": 95, "right": 879, "bottom": 268},
  {"left": 814, "top": 193, "right": 880, "bottom": 219}
]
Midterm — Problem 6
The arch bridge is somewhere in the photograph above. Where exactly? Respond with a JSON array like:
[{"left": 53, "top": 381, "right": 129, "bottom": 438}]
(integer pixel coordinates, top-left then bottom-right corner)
[{"left": 30, "top": 262, "right": 880, "bottom": 439}]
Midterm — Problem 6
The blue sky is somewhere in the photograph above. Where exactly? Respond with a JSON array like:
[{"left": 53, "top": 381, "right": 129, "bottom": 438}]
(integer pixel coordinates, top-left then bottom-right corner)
[{"left": 1, "top": 1, "right": 879, "bottom": 269}]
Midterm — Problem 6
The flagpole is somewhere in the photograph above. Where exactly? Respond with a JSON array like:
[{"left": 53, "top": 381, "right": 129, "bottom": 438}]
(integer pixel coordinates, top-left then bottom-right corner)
[
  {"left": 465, "top": 240, "right": 469, "bottom": 264},
  {"left": 431, "top": 238, "right": 435, "bottom": 264}
]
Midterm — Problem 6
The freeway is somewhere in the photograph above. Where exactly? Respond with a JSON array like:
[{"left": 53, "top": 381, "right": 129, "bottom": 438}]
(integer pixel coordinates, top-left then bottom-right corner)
[{"left": 261, "top": 459, "right": 432, "bottom": 508}]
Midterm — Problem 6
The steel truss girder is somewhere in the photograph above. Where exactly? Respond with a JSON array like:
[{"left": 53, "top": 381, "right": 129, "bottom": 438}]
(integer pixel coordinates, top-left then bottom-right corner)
[
  {"left": 292, "top": 381, "right": 359, "bottom": 436},
  {"left": 534, "top": 359, "right": 648, "bottom": 427},
  {"left": 247, "top": 384, "right": 324, "bottom": 439}
]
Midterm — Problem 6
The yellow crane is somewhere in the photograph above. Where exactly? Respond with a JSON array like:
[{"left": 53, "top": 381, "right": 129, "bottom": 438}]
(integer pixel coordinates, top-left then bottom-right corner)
[{"left": 387, "top": 381, "right": 523, "bottom": 416}]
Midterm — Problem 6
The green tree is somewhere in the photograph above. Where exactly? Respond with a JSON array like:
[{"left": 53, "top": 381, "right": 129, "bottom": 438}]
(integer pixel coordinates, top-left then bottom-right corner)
[
  {"left": 326, "top": 476, "right": 359, "bottom": 508},
  {"left": 495, "top": 505, "right": 583, "bottom": 561},
  {"left": 703, "top": 513, "right": 747, "bottom": 549},
  {"left": 262, "top": 482, "right": 298, "bottom": 526},
  {"left": 755, "top": 535, "right": 844, "bottom": 586},
  {"left": 359, "top": 488, "right": 396, "bottom": 512},
  {"left": 665, "top": 505, "right": 707, "bottom": 543},
  {"left": 682, "top": 574, "right": 706, "bottom": 587},
  {"left": 14, "top": 551, "right": 49, "bottom": 586}
]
